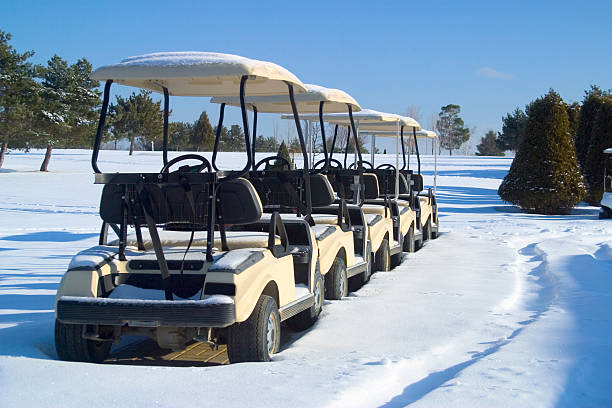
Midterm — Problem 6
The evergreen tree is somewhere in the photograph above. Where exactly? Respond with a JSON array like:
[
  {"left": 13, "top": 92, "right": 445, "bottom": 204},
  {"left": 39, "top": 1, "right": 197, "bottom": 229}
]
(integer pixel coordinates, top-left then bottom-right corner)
[
  {"left": 575, "top": 86, "right": 609, "bottom": 172},
  {"left": 109, "top": 90, "right": 163, "bottom": 155},
  {"left": 497, "top": 108, "right": 527, "bottom": 152},
  {"left": 476, "top": 130, "right": 504, "bottom": 156},
  {"left": 35, "top": 56, "right": 101, "bottom": 170},
  {"left": 0, "top": 30, "right": 38, "bottom": 168},
  {"left": 435, "top": 104, "right": 470, "bottom": 155},
  {"left": 567, "top": 101, "right": 580, "bottom": 140},
  {"left": 255, "top": 135, "right": 280, "bottom": 152},
  {"left": 191, "top": 110, "right": 214, "bottom": 151},
  {"left": 583, "top": 97, "right": 612, "bottom": 204},
  {"left": 498, "top": 90, "right": 586, "bottom": 214},
  {"left": 275, "top": 140, "right": 293, "bottom": 169},
  {"left": 168, "top": 121, "right": 193, "bottom": 151}
]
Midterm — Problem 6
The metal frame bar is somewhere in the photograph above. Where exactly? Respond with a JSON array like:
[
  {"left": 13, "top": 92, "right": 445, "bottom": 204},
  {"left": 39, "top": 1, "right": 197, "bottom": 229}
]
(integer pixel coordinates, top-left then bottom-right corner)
[
  {"left": 211, "top": 103, "right": 225, "bottom": 171},
  {"left": 92, "top": 80, "right": 113, "bottom": 173}
]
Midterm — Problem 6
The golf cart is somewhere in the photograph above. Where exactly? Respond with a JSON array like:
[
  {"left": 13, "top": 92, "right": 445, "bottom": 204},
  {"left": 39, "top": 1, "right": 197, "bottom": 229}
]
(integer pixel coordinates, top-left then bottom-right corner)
[
  {"left": 54, "top": 52, "right": 326, "bottom": 363},
  {"left": 210, "top": 84, "right": 371, "bottom": 300}
]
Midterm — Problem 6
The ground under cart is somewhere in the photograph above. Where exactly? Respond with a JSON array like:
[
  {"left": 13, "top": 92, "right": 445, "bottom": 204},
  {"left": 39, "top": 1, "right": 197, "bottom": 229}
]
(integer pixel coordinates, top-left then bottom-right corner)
[
  {"left": 210, "top": 83, "right": 371, "bottom": 299},
  {"left": 54, "top": 52, "right": 328, "bottom": 363}
]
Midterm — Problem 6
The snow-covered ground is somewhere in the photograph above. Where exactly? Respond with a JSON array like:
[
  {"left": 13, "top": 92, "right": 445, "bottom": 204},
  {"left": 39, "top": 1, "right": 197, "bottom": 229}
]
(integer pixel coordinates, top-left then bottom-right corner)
[{"left": 1, "top": 150, "right": 611, "bottom": 407}]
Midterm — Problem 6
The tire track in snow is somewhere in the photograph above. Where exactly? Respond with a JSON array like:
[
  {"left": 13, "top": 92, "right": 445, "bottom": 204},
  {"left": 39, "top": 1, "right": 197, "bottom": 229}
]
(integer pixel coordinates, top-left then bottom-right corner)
[{"left": 327, "top": 234, "right": 558, "bottom": 408}]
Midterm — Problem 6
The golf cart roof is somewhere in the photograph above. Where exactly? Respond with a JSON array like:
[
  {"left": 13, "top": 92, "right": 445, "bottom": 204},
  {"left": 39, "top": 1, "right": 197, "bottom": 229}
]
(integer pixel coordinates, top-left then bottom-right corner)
[
  {"left": 210, "top": 83, "right": 361, "bottom": 113},
  {"left": 360, "top": 129, "right": 436, "bottom": 138},
  {"left": 90, "top": 51, "right": 307, "bottom": 96},
  {"left": 284, "top": 109, "right": 421, "bottom": 130},
  {"left": 604, "top": 148, "right": 612, "bottom": 154}
]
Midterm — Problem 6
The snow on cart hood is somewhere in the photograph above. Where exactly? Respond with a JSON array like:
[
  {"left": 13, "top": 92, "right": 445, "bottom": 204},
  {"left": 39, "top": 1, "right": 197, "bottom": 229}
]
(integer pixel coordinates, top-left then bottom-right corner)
[{"left": 91, "top": 51, "right": 307, "bottom": 96}]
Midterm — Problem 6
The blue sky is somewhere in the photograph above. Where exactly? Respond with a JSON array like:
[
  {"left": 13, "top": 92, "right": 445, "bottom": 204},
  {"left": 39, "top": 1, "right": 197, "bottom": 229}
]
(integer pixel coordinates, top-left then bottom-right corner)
[{"left": 2, "top": 0, "right": 611, "bottom": 152}]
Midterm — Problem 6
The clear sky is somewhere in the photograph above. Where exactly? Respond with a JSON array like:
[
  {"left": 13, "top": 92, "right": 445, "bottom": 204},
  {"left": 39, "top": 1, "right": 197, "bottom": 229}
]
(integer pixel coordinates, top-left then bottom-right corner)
[{"left": 2, "top": 0, "right": 611, "bottom": 153}]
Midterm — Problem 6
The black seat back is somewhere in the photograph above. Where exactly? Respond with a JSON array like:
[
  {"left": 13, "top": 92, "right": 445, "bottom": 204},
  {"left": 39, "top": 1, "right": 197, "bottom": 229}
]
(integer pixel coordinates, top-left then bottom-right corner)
[
  {"left": 362, "top": 173, "right": 380, "bottom": 199},
  {"left": 99, "top": 178, "right": 261, "bottom": 228}
]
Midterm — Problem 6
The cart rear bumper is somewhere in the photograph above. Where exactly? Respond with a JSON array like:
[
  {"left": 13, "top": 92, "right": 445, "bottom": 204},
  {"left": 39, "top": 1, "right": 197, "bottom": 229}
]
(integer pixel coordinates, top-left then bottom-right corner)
[{"left": 56, "top": 295, "right": 236, "bottom": 328}]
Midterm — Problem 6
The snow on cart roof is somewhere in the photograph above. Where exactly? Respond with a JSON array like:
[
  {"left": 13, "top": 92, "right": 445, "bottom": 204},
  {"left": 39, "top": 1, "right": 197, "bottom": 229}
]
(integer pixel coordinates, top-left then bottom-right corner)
[
  {"left": 90, "top": 52, "right": 307, "bottom": 96},
  {"left": 604, "top": 148, "right": 612, "bottom": 154},
  {"left": 282, "top": 109, "right": 420, "bottom": 130},
  {"left": 210, "top": 84, "right": 361, "bottom": 114}
]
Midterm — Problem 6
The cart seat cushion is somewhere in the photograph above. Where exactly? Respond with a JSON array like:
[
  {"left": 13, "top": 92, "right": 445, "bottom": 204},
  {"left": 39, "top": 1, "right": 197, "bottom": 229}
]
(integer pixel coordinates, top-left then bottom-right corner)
[
  {"left": 364, "top": 214, "right": 382, "bottom": 226},
  {"left": 361, "top": 204, "right": 386, "bottom": 216},
  {"left": 311, "top": 225, "right": 336, "bottom": 241},
  {"left": 110, "top": 230, "right": 279, "bottom": 250},
  {"left": 411, "top": 173, "right": 424, "bottom": 192},
  {"left": 311, "top": 214, "right": 338, "bottom": 225}
]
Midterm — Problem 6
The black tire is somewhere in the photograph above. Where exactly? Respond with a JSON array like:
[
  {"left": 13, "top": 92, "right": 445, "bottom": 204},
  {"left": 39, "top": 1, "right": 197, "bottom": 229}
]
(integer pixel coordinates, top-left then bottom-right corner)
[
  {"left": 391, "top": 251, "right": 403, "bottom": 269},
  {"left": 375, "top": 238, "right": 391, "bottom": 272},
  {"left": 287, "top": 267, "right": 323, "bottom": 331},
  {"left": 600, "top": 207, "right": 612, "bottom": 219},
  {"left": 325, "top": 257, "right": 348, "bottom": 300},
  {"left": 423, "top": 218, "right": 432, "bottom": 242},
  {"left": 403, "top": 225, "right": 415, "bottom": 253},
  {"left": 227, "top": 295, "right": 280, "bottom": 363},
  {"left": 431, "top": 210, "right": 439, "bottom": 239},
  {"left": 55, "top": 320, "right": 111, "bottom": 363}
]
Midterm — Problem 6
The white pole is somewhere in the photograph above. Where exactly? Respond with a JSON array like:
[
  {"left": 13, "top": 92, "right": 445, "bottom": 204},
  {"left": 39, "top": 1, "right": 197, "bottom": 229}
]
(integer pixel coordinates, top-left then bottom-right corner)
[
  {"left": 151, "top": 141, "right": 154, "bottom": 151},
  {"left": 371, "top": 135, "right": 375, "bottom": 166},
  {"left": 395, "top": 122, "right": 399, "bottom": 200},
  {"left": 434, "top": 135, "right": 438, "bottom": 194},
  {"left": 354, "top": 120, "right": 359, "bottom": 166}
]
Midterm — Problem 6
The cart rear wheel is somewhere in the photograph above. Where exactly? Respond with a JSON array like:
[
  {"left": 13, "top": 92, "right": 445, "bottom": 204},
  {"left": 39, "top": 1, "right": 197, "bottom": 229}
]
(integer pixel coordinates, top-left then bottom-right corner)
[
  {"left": 403, "top": 225, "right": 415, "bottom": 253},
  {"left": 55, "top": 320, "right": 111, "bottom": 363}
]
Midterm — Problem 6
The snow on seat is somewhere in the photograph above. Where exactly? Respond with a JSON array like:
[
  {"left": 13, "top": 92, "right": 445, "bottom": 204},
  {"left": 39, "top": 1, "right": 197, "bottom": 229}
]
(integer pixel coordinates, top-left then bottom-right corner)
[
  {"left": 365, "top": 214, "right": 382, "bottom": 227},
  {"left": 312, "top": 225, "right": 336, "bottom": 241},
  {"left": 312, "top": 214, "right": 338, "bottom": 225},
  {"left": 361, "top": 204, "right": 387, "bottom": 216},
  {"left": 109, "top": 230, "right": 279, "bottom": 250}
]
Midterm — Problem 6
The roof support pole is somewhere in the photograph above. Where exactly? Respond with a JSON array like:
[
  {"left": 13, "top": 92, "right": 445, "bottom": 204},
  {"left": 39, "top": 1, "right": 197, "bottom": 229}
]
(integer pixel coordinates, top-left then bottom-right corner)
[
  {"left": 91, "top": 79, "right": 113, "bottom": 173},
  {"left": 162, "top": 87, "right": 169, "bottom": 166},
  {"left": 239, "top": 75, "right": 252, "bottom": 176},
  {"left": 434, "top": 134, "right": 438, "bottom": 194},
  {"left": 318, "top": 101, "right": 329, "bottom": 170},
  {"left": 251, "top": 106, "right": 258, "bottom": 170},
  {"left": 413, "top": 127, "right": 421, "bottom": 175},
  {"left": 211, "top": 103, "right": 226, "bottom": 171},
  {"left": 287, "top": 82, "right": 312, "bottom": 216}
]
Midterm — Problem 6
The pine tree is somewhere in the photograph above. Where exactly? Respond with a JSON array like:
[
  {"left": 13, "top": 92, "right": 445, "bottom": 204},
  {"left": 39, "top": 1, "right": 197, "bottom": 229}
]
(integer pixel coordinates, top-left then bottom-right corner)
[
  {"left": 476, "top": 130, "right": 504, "bottom": 156},
  {"left": 191, "top": 110, "right": 214, "bottom": 151},
  {"left": 275, "top": 140, "right": 293, "bottom": 169},
  {"left": 35, "top": 56, "right": 101, "bottom": 170},
  {"left": 168, "top": 121, "right": 193, "bottom": 151},
  {"left": 498, "top": 90, "right": 586, "bottom": 214},
  {"left": 583, "top": 96, "right": 612, "bottom": 204},
  {"left": 497, "top": 108, "right": 527, "bottom": 152},
  {"left": 575, "top": 86, "right": 609, "bottom": 172},
  {"left": 0, "top": 30, "right": 38, "bottom": 168},
  {"left": 109, "top": 90, "right": 163, "bottom": 155},
  {"left": 567, "top": 101, "right": 580, "bottom": 140}
]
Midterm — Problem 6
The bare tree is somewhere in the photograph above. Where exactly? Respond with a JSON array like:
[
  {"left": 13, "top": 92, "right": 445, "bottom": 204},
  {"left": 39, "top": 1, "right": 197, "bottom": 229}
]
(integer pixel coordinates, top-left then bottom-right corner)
[{"left": 404, "top": 105, "right": 422, "bottom": 122}]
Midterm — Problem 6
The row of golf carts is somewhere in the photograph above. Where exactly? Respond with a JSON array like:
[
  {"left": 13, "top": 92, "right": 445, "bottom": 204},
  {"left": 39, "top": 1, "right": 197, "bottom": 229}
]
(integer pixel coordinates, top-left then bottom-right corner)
[{"left": 54, "top": 52, "right": 440, "bottom": 363}]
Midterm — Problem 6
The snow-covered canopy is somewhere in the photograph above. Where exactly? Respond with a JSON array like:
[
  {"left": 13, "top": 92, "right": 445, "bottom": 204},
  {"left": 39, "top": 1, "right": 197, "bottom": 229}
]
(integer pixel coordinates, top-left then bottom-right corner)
[
  {"left": 283, "top": 109, "right": 421, "bottom": 131},
  {"left": 209, "top": 84, "right": 361, "bottom": 114},
  {"left": 604, "top": 148, "right": 612, "bottom": 154},
  {"left": 360, "top": 129, "right": 437, "bottom": 139},
  {"left": 90, "top": 52, "right": 307, "bottom": 96}
]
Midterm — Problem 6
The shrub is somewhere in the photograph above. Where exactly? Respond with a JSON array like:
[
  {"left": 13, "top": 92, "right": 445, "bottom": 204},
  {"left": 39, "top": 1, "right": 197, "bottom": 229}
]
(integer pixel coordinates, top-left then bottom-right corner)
[{"left": 498, "top": 90, "right": 586, "bottom": 214}]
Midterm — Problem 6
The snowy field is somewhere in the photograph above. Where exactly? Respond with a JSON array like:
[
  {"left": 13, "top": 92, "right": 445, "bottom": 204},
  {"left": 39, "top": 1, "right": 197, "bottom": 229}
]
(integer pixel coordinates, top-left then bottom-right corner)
[{"left": 1, "top": 149, "right": 611, "bottom": 407}]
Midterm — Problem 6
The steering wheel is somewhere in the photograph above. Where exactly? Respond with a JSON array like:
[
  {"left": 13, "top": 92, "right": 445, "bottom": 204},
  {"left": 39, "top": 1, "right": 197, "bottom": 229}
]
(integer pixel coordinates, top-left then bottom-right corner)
[
  {"left": 254, "top": 156, "right": 292, "bottom": 171},
  {"left": 348, "top": 160, "right": 373, "bottom": 170},
  {"left": 376, "top": 163, "right": 397, "bottom": 171},
  {"left": 313, "top": 158, "right": 343, "bottom": 170},
  {"left": 160, "top": 154, "right": 212, "bottom": 173}
]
